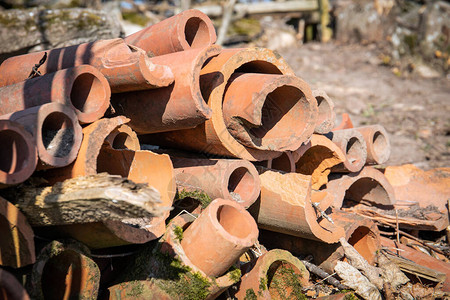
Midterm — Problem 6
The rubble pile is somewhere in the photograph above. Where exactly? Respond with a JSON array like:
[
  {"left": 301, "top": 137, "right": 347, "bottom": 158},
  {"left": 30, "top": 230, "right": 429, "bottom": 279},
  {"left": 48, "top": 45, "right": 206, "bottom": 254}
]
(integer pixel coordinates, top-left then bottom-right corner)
[{"left": 0, "top": 9, "right": 449, "bottom": 300}]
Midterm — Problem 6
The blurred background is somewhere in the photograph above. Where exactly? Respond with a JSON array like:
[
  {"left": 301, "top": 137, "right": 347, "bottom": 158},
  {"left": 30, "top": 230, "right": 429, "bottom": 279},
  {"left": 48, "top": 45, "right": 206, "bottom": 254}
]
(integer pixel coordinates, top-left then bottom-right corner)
[{"left": 0, "top": 0, "right": 448, "bottom": 169}]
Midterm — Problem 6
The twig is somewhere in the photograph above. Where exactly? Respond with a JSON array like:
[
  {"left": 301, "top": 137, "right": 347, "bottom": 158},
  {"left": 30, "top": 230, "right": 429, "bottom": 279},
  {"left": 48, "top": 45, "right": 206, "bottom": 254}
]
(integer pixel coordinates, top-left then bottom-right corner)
[
  {"left": 395, "top": 208, "right": 400, "bottom": 244},
  {"left": 301, "top": 260, "right": 348, "bottom": 290}
]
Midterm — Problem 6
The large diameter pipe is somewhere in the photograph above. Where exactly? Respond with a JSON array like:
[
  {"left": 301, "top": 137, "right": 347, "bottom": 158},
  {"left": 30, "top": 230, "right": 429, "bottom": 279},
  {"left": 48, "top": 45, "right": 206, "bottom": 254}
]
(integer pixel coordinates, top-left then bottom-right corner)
[
  {"left": 0, "top": 39, "right": 173, "bottom": 93},
  {"left": 0, "top": 103, "right": 82, "bottom": 169},
  {"left": 326, "top": 128, "right": 367, "bottom": 173},
  {"left": 124, "top": 9, "right": 217, "bottom": 56},
  {"left": 0, "top": 65, "right": 110, "bottom": 124},
  {"left": 0, "top": 120, "right": 37, "bottom": 186}
]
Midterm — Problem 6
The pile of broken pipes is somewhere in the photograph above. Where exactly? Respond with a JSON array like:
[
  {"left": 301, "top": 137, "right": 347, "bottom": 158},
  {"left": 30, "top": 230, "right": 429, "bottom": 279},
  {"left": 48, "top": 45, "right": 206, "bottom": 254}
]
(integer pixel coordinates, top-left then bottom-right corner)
[{"left": 0, "top": 8, "right": 449, "bottom": 300}]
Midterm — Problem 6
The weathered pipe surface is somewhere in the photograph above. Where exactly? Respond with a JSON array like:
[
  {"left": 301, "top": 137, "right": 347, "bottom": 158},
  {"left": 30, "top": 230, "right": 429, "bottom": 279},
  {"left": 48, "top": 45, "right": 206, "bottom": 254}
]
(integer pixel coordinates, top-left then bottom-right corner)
[
  {"left": 312, "top": 89, "right": 335, "bottom": 134},
  {"left": 0, "top": 196, "right": 35, "bottom": 268},
  {"left": 181, "top": 199, "right": 259, "bottom": 277},
  {"left": 124, "top": 9, "right": 217, "bottom": 56},
  {"left": 111, "top": 45, "right": 221, "bottom": 133},
  {"left": 250, "top": 169, "right": 345, "bottom": 243},
  {"left": 0, "top": 39, "right": 173, "bottom": 93},
  {"left": 223, "top": 73, "right": 317, "bottom": 152},
  {"left": 325, "top": 166, "right": 396, "bottom": 209},
  {"left": 356, "top": 125, "right": 390, "bottom": 165},
  {"left": 0, "top": 65, "right": 110, "bottom": 124},
  {"left": 30, "top": 240, "right": 100, "bottom": 300},
  {"left": 104, "top": 124, "right": 140, "bottom": 151},
  {"left": 109, "top": 281, "right": 172, "bottom": 300},
  {"left": 0, "top": 103, "right": 82, "bottom": 170},
  {"left": 333, "top": 113, "right": 354, "bottom": 131},
  {"left": 234, "top": 249, "right": 310, "bottom": 299},
  {"left": 259, "top": 211, "right": 380, "bottom": 274},
  {"left": 259, "top": 151, "right": 296, "bottom": 173},
  {"left": 0, "top": 120, "right": 37, "bottom": 186},
  {"left": 0, "top": 268, "right": 30, "bottom": 300},
  {"left": 326, "top": 128, "right": 367, "bottom": 173},
  {"left": 293, "top": 134, "right": 346, "bottom": 190},
  {"left": 171, "top": 157, "right": 261, "bottom": 208},
  {"left": 146, "top": 47, "right": 296, "bottom": 161}
]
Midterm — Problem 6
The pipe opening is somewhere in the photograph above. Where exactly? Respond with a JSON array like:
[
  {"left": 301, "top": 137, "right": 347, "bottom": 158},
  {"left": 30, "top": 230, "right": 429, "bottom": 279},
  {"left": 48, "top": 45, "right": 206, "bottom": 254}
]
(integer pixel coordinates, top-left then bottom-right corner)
[
  {"left": 271, "top": 153, "right": 293, "bottom": 173},
  {"left": 227, "top": 167, "right": 255, "bottom": 203},
  {"left": 111, "top": 132, "right": 133, "bottom": 150},
  {"left": 0, "top": 130, "right": 29, "bottom": 174},
  {"left": 267, "top": 261, "right": 305, "bottom": 298},
  {"left": 348, "top": 226, "right": 378, "bottom": 265},
  {"left": 217, "top": 204, "right": 252, "bottom": 238},
  {"left": 342, "top": 178, "right": 389, "bottom": 208},
  {"left": 184, "top": 17, "right": 211, "bottom": 48},
  {"left": 372, "top": 131, "right": 387, "bottom": 159},
  {"left": 41, "top": 112, "right": 74, "bottom": 158},
  {"left": 316, "top": 96, "right": 331, "bottom": 124},
  {"left": 70, "top": 73, "right": 105, "bottom": 114},
  {"left": 235, "top": 61, "right": 283, "bottom": 75},
  {"left": 345, "top": 137, "right": 364, "bottom": 165}
]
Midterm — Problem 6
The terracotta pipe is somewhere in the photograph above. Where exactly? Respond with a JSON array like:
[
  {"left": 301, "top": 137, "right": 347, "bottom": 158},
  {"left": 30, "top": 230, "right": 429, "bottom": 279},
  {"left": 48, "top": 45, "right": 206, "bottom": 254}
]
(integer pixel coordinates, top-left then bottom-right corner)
[
  {"left": 0, "top": 103, "right": 82, "bottom": 170},
  {"left": 326, "top": 128, "right": 367, "bottom": 173},
  {"left": 111, "top": 45, "right": 221, "bottom": 133},
  {"left": 325, "top": 166, "right": 396, "bottom": 209},
  {"left": 104, "top": 124, "right": 140, "bottom": 151},
  {"left": 124, "top": 9, "right": 217, "bottom": 56},
  {"left": 333, "top": 113, "right": 354, "bottom": 131},
  {"left": 0, "top": 196, "right": 35, "bottom": 268},
  {"left": 0, "top": 39, "right": 173, "bottom": 93},
  {"left": 223, "top": 73, "right": 317, "bottom": 151},
  {"left": 0, "top": 120, "right": 37, "bottom": 187},
  {"left": 0, "top": 65, "right": 110, "bottom": 124},
  {"left": 234, "top": 249, "right": 310, "bottom": 299},
  {"left": 354, "top": 125, "right": 390, "bottom": 165},
  {"left": 171, "top": 157, "right": 260, "bottom": 208},
  {"left": 145, "top": 47, "right": 297, "bottom": 161},
  {"left": 312, "top": 90, "right": 335, "bottom": 134},
  {"left": 258, "top": 151, "right": 296, "bottom": 173},
  {"left": 0, "top": 269, "right": 30, "bottom": 300},
  {"left": 259, "top": 211, "right": 380, "bottom": 275},
  {"left": 109, "top": 281, "right": 171, "bottom": 300},
  {"left": 30, "top": 240, "right": 100, "bottom": 299},
  {"left": 293, "top": 134, "right": 346, "bottom": 189},
  {"left": 250, "top": 169, "right": 345, "bottom": 243},
  {"left": 181, "top": 199, "right": 259, "bottom": 277}
]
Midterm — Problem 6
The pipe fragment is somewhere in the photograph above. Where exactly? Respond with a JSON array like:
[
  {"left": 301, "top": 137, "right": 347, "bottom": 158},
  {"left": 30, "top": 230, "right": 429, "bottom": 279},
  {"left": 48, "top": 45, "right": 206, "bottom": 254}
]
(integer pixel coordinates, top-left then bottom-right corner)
[
  {"left": 0, "top": 120, "right": 37, "bottom": 187},
  {"left": 111, "top": 45, "right": 221, "bottom": 133},
  {"left": 171, "top": 157, "right": 261, "bottom": 208},
  {"left": 259, "top": 151, "right": 296, "bottom": 173},
  {"left": 104, "top": 124, "right": 140, "bottom": 151},
  {"left": 333, "top": 113, "right": 354, "bottom": 131},
  {"left": 0, "top": 268, "right": 30, "bottom": 300},
  {"left": 356, "top": 125, "right": 390, "bottom": 165},
  {"left": 124, "top": 9, "right": 217, "bottom": 56},
  {"left": 326, "top": 128, "right": 367, "bottom": 173},
  {"left": 0, "top": 103, "right": 82, "bottom": 169},
  {"left": 0, "top": 196, "right": 35, "bottom": 268},
  {"left": 312, "top": 89, "right": 335, "bottom": 134},
  {"left": 0, "top": 39, "right": 173, "bottom": 93}
]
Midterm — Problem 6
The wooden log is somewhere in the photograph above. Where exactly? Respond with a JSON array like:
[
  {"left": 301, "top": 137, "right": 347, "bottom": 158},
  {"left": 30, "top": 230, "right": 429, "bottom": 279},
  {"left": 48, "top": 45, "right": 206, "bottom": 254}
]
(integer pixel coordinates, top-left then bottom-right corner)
[{"left": 11, "top": 173, "right": 166, "bottom": 226}]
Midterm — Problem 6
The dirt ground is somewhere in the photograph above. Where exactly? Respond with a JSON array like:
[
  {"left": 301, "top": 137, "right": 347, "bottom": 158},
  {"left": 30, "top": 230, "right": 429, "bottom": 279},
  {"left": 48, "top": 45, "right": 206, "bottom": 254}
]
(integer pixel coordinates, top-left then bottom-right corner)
[{"left": 278, "top": 42, "right": 450, "bottom": 170}]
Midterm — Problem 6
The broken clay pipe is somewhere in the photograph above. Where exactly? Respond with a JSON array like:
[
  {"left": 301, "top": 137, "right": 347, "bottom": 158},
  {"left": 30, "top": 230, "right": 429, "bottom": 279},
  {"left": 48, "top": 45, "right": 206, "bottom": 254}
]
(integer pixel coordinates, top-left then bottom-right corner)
[
  {"left": 0, "top": 65, "right": 110, "bottom": 124},
  {"left": 0, "top": 268, "right": 30, "bottom": 300},
  {"left": 171, "top": 156, "right": 261, "bottom": 208},
  {"left": 356, "top": 125, "right": 391, "bottom": 165},
  {"left": 104, "top": 124, "right": 140, "bottom": 151},
  {"left": 257, "top": 151, "right": 296, "bottom": 173},
  {"left": 124, "top": 9, "right": 217, "bottom": 56},
  {"left": 250, "top": 169, "right": 345, "bottom": 244},
  {"left": 0, "top": 120, "right": 37, "bottom": 186},
  {"left": 0, "top": 39, "right": 173, "bottom": 93},
  {"left": 111, "top": 45, "right": 220, "bottom": 134},
  {"left": 326, "top": 128, "right": 367, "bottom": 173},
  {"left": 223, "top": 73, "right": 317, "bottom": 152},
  {"left": 0, "top": 103, "right": 82, "bottom": 170},
  {"left": 312, "top": 89, "right": 336, "bottom": 134},
  {"left": 0, "top": 196, "right": 35, "bottom": 268}
]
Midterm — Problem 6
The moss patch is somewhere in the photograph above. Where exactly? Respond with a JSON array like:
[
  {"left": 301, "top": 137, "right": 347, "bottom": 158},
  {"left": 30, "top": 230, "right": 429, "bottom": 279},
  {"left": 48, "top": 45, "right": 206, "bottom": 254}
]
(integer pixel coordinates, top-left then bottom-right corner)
[
  {"left": 228, "top": 266, "right": 241, "bottom": 282},
  {"left": 177, "top": 189, "right": 212, "bottom": 209},
  {"left": 122, "top": 12, "right": 150, "bottom": 27},
  {"left": 267, "top": 263, "right": 307, "bottom": 300},
  {"left": 244, "top": 288, "right": 258, "bottom": 300},
  {"left": 174, "top": 225, "right": 184, "bottom": 241},
  {"left": 125, "top": 281, "right": 145, "bottom": 297}
]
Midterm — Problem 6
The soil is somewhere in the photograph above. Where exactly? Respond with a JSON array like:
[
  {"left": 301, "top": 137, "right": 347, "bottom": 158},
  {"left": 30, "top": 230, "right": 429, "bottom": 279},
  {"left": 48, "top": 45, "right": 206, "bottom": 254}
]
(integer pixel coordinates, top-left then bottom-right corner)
[{"left": 278, "top": 42, "right": 450, "bottom": 170}]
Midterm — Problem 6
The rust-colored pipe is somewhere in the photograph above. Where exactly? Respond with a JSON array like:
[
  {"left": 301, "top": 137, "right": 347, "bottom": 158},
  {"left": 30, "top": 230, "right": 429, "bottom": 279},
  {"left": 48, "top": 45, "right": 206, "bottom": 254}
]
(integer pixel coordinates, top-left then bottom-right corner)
[
  {"left": 30, "top": 240, "right": 100, "bottom": 300},
  {"left": 0, "top": 103, "right": 82, "bottom": 169},
  {"left": 251, "top": 169, "right": 345, "bottom": 243},
  {"left": 0, "top": 39, "right": 173, "bottom": 93},
  {"left": 259, "top": 151, "right": 296, "bottom": 173},
  {"left": 124, "top": 9, "right": 217, "bottom": 56},
  {"left": 0, "top": 196, "right": 35, "bottom": 268},
  {"left": 0, "top": 65, "right": 110, "bottom": 124},
  {"left": 312, "top": 90, "right": 335, "bottom": 134},
  {"left": 0, "top": 120, "right": 37, "bottom": 187},
  {"left": 181, "top": 199, "right": 259, "bottom": 277},
  {"left": 104, "top": 124, "right": 140, "bottom": 151},
  {"left": 235, "top": 249, "right": 310, "bottom": 299},
  {"left": 0, "top": 269, "right": 30, "bottom": 300},
  {"left": 145, "top": 47, "right": 297, "bottom": 161},
  {"left": 171, "top": 157, "right": 260, "bottom": 208},
  {"left": 111, "top": 45, "right": 221, "bottom": 133},
  {"left": 223, "top": 73, "right": 317, "bottom": 151},
  {"left": 293, "top": 134, "right": 346, "bottom": 189},
  {"left": 326, "top": 128, "right": 367, "bottom": 173},
  {"left": 356, "top": 125, "right": 390, "bottom": 165},
  {"left": 325, "top": 166, "right": 396, "bottom": 209}
]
